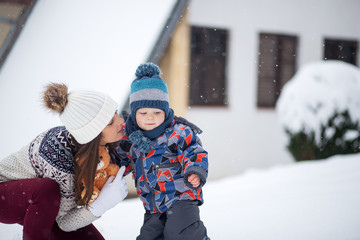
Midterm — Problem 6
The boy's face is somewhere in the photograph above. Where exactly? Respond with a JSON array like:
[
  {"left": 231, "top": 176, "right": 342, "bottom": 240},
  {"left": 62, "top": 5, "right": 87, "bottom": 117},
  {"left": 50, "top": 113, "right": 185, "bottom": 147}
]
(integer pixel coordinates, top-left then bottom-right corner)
[{"left": 136, "top": 107, "right": 165, "bottom": 131}]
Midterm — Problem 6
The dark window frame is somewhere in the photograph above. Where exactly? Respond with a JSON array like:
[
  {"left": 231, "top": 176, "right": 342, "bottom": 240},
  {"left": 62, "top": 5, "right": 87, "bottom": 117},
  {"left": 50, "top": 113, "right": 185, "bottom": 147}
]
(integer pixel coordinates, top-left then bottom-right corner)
[
  {"left": 324, "top": 38, "right": 358, "bottom": 66},
  {"left": 257, "top": 32, "right": 298, "bottom": 108},
  {"left": 189, "top": 26, "right": 228, "bottom": 106}
]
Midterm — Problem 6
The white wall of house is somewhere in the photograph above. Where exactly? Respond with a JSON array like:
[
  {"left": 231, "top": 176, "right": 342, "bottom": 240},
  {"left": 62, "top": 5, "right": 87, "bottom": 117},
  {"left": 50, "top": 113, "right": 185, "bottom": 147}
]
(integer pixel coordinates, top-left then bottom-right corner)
[{"left": 186, "top": 0, "right": 360, "bottom": 180}]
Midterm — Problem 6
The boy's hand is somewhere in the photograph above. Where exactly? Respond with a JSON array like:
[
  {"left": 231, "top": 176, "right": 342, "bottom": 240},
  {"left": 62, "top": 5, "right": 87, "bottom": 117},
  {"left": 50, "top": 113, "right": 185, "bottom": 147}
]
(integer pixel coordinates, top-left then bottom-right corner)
[{"left": 188, "top": 174, "right": 200, "bottom": 188}]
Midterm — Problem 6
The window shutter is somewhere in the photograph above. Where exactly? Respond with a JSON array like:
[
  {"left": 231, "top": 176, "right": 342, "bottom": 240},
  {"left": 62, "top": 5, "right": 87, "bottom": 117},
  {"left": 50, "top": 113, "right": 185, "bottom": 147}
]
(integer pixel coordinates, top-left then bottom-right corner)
[
  {"left": 257, "top": 33, "right": 297, "bottom": 108},
  {"left": 190, "top": 26, "right": 228, "bottom": 106},
  {"left": 324, "top": 39, "right": 358, "bottom": 66}
]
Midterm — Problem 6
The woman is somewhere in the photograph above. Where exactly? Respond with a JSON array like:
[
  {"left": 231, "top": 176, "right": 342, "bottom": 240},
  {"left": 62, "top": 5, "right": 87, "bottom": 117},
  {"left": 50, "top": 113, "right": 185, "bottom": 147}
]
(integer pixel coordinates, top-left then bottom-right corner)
[{"left": 0, "top": 83, "right": 128, "bottom": 240}]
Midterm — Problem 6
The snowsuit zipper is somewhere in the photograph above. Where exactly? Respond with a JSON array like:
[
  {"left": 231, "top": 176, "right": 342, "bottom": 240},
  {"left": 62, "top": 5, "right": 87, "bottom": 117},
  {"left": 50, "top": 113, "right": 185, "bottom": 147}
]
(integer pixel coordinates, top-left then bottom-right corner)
[
  {"left": 153, "top": 162, "right": 182, "bottom": 176},
  {"left": 139, "top": 152, "right": 160, "bottom": 213}
]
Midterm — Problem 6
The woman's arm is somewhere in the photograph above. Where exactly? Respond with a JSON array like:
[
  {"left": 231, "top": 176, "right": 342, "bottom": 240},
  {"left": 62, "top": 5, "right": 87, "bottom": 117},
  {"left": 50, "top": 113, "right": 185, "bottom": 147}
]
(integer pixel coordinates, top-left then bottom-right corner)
[{"left": 56, "top": 199, "right": 98, "bottom": 232}]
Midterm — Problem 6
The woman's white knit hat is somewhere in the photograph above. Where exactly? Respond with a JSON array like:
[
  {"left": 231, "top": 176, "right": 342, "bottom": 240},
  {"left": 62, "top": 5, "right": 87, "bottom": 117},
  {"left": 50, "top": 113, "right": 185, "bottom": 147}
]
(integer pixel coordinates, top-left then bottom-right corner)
[{"left": 43, "top": 83, "right": 118, "bottom": 144}]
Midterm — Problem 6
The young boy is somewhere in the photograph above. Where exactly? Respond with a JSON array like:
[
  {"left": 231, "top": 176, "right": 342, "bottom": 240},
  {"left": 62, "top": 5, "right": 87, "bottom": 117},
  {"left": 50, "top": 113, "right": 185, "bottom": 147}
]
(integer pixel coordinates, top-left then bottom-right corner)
[{"left": 113, "top": 63, "right": 209, "bottom": 240}]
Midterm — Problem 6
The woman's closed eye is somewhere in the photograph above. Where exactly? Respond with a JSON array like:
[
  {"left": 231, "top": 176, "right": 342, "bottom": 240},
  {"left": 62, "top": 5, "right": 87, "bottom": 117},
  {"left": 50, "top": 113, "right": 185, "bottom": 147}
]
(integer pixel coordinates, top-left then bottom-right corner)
[
  {"left": 107, "top": 119, "right": 114, "bottom": 126},
  {"left": 107, "top": 112, "right": 118, "bottom": 126}
]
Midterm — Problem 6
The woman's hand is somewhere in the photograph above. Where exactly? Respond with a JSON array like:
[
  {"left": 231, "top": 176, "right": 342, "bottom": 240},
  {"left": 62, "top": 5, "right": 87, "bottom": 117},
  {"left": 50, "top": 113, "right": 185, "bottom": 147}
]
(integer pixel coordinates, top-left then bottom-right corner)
[{"left": 89, "top": 166, "right": 128, "bottom": 217}]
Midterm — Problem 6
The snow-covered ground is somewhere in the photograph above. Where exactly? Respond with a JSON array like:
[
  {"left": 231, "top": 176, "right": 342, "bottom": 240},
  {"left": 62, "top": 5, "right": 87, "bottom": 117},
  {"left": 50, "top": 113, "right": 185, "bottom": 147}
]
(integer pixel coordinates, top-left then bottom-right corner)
[{"left": 2, "top": 153, "right": 360, "bottom": 239}]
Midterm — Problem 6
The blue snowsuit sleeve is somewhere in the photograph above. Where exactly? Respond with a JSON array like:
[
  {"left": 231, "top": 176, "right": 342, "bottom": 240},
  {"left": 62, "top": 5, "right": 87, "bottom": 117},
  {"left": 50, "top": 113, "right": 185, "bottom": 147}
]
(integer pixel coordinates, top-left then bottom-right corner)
[
  {"left": 176, "top": 125, "right": 208, "bottom": 190},
  {"left": 111, "top": 140, "right": 133, "bottom": 176}
]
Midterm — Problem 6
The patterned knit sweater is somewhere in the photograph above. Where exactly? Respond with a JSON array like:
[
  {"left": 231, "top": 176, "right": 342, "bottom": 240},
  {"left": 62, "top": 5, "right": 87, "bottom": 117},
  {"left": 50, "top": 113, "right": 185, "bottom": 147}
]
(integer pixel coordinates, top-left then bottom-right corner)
[{"left": 0, "top": 126, "right": 98, "bottom": 232}]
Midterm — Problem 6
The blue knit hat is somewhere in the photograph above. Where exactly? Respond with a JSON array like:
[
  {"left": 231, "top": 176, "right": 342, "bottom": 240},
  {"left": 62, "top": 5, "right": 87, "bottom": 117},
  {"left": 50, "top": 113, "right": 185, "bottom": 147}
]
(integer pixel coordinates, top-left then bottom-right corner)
[{"left": 129, "top": 62, "right": 169, "bottom": 117}]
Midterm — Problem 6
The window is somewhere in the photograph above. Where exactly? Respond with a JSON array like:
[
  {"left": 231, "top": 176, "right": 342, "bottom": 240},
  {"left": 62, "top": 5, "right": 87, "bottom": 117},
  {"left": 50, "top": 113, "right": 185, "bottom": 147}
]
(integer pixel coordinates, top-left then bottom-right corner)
[
  {"left": 257, "top": 33, "right": 298, "bottom": 108},
  {"left": 0, "top": 0, "right": 36, "bottom": 70},
  {"left": 324, "top": 38, "right": 358, "bottom": 66},
  {"left": 189, "top": 26, "right": 228, "bottom": 106}
]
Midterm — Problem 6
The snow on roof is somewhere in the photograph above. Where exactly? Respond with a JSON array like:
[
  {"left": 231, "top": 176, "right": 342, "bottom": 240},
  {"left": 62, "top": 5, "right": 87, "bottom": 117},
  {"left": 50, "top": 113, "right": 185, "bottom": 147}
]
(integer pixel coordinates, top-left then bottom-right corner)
[{"left": 0, "top": 0, "right": 177, "bottom": 159}]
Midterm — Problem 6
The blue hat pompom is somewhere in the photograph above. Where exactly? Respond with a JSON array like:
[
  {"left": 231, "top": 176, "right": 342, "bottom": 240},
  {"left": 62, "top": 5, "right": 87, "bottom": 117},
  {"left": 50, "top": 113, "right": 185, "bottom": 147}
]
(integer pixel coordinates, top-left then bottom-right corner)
[{"left": 135, "top": 63, "right": 161, "bottom": 79}]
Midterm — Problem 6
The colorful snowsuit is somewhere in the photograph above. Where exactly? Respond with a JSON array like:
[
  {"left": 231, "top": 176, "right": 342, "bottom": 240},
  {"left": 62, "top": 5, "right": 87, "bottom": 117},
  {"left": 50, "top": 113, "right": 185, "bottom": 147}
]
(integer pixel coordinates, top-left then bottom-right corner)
[{"left": 113, "top": 121, "right": 208, "bottom": 214}]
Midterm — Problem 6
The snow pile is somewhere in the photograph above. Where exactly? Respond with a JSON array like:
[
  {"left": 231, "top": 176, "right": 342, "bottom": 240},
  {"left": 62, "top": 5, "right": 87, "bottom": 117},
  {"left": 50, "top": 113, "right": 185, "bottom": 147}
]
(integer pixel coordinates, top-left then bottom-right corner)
[
  {"left": 2, "top": 153, "right": 360, "bottom": 239},
  {"left": 276, "top": 60, "right": 360, "bottom": 143}
]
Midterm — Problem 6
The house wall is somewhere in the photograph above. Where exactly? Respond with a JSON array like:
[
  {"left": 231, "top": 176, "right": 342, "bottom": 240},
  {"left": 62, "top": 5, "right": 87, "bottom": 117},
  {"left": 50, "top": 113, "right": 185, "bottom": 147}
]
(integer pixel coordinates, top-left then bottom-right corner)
[{"left": 183, "top": 0, "right": 360, "bottom": 180}]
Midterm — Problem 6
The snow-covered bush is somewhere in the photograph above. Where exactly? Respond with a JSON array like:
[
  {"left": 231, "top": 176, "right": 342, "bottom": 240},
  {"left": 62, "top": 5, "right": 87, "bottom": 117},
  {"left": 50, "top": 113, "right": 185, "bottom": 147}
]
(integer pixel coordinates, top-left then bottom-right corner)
[{"left": 276, "top": 60, "right": 360, "bottom": 161}]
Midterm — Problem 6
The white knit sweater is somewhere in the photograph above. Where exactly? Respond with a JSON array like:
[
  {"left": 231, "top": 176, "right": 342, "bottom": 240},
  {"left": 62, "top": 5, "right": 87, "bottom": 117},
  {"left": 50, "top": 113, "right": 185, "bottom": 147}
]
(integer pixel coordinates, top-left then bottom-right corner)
[{"left": 0, "top": 126, "right": 98, "bottom": 232}]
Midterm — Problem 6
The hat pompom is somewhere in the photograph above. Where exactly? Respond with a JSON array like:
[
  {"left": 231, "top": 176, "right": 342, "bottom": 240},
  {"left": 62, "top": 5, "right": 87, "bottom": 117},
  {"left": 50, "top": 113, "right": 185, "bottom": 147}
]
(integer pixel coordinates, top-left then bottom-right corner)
[
  {"left": 43, "top": 83, "right": 68, "bottom": 113},
  {"left": 135, "top": 62, "right": 161, "bottom": 79}
]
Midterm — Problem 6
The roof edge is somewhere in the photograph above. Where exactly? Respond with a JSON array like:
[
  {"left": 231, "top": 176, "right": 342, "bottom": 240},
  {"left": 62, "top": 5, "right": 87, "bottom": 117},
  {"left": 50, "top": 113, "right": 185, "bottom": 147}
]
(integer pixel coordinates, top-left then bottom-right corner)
[
  {"left": 146, "top": 0, "right": 190, "bottom": 64},
  {"left": 121, "top": 0, "right": 190, "bottom": 112}
]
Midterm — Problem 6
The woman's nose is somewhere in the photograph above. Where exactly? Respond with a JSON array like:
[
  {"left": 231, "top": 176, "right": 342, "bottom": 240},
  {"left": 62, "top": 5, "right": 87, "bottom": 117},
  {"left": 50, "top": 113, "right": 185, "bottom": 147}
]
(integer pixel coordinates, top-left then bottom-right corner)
[{"left": 116, "top": 115, "right": 124, "bottom": 125}]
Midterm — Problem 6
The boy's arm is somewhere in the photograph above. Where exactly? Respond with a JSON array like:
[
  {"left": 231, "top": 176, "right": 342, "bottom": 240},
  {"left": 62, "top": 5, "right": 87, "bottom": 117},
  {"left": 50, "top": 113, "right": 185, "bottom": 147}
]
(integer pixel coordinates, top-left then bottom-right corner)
[{"left": 177, "top": 125, "right": 208, "bottom": 190}]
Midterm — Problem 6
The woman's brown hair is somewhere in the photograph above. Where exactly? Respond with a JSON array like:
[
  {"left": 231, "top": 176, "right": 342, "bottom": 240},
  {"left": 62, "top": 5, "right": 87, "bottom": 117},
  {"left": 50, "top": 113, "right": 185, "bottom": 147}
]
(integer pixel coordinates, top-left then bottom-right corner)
[{"left": 73, "top": 134, "right": 102, "bottom": 206}]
